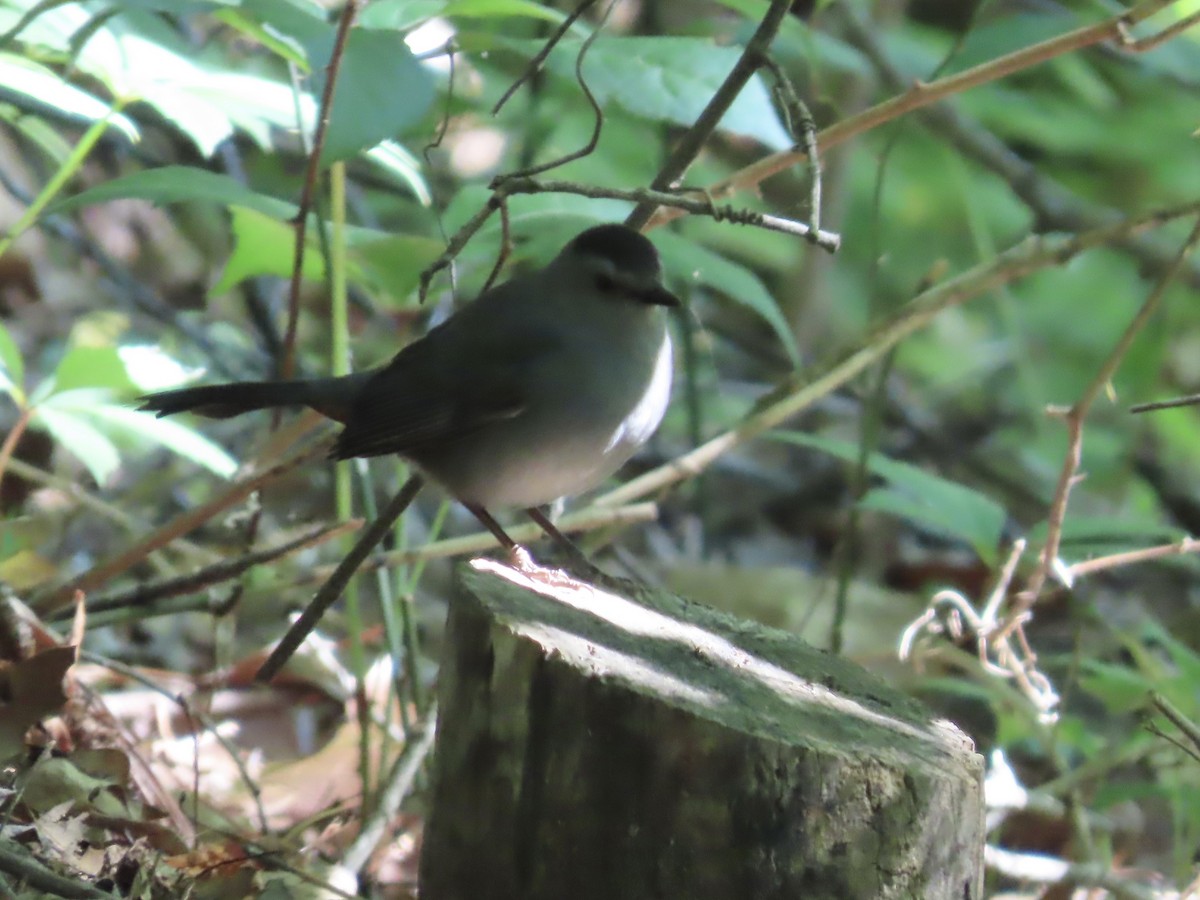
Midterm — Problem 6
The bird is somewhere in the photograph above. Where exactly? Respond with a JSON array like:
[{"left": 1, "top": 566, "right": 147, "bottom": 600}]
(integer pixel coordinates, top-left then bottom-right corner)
[{"left": 139, "top": 222, "right": 679, "bottom": 558}]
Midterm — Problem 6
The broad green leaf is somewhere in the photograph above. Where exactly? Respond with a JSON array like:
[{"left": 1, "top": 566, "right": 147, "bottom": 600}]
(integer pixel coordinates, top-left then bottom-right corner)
[
  {"left": 0, "top": 322, "right": 24, "bottom": 399},
  {"left": 527, "top": 36, "right": 792, "bottom": 150},
  {"left": 213, "top": 8, "right": 309, "bottom": 67},
  {"left": 51, "top": 346, "right": 138, "bottom": 395},
  {"left": 214, "top": 205, "right": 324, "bottom": 294},
  {"left": 350, "top": 234, "right": 446, "bottom": 304},
  {"left": 654, "top": 231, "right": 801, "bottom": 367},
  {"left": 0, "top": 53, "right": 137, "bottom": 141},
  {"left": 773, "top": 433, "right": 1005, "bottom": 563},
  {"left": 84, "top": 404, "right": 238, "bottom": 478},
  {"left": 47, "top": 166, "right": 297, "bottom": 219},
  {"left": 359, "top": 0, "right": 445, "bottom": 30},
  {"left": 443, "top": 0, "right": 566, "bottom": 22},
  {"left": 118, "top": 345, "right": 204, "bottom": 392},
  {"left": 319, "top": 28, "right": 435, "bottom": 163},
  {"left": 365, "top": 141, "right": 432, "bottom": 205},
  {"left": 33, "top": 403, "right": 122, "bottom": 486},
  {"left": 1078, "top": 661, "right": 1151, "bottom": 714}
]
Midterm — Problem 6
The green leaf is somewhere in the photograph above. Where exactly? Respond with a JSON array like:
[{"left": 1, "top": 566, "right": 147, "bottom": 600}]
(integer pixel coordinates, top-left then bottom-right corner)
[
  {"left": 83, "top": 404, "right": 238, "bottom": 478},
  {"left": 443, "top": 0, "right": 566, "bottom": 22},
  {"left": 33, "top": 401, "right": 122, "bottom": 487},
  {"left": 349, "top": 234, "right": 446, "bottom": 304},
  {"left": 526, "top": 36, "right": 792, "bottom": 150},
  {"left": 51, "top": 345, "right": 137, "bottom": 395},
  {"left": 1079, "top": 661, "right": 1151, "bottom": 714},
  {"left": 772, "top": 433, "right": 1006, "bottom": 563},
  {"left": 47, "top": 166, "right": 297, "bottom": 219},
  {"left": 654, "top": 231, "right": 801, "bottom": 367},
  {"left": 213, "top": 7, "right": 309, "bottom": 67},
  {"left": 0, "top": 53, "right": 137, "bottom": 140},
  {"left": 214, "top": 205, "right": 324, "bottom": 293},
  {"left": 358, "top": 0, "right": 444, "bottom": 30},
  {"left": 319, "top": 28, "right": 435, "bottom": 163},
  {"left": 0, "top": 322, "right": 24, "bottom": 400}
]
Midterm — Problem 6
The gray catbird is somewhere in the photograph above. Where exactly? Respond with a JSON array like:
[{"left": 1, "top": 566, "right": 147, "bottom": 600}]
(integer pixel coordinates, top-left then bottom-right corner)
[{"left": 139, "top": 223, "right": 678, "bottom": 550}]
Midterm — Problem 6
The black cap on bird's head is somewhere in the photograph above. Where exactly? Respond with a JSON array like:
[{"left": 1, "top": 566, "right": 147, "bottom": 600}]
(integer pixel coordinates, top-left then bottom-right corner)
[{"left": 560, "top": 223, "right": 680, "bottom": 308}]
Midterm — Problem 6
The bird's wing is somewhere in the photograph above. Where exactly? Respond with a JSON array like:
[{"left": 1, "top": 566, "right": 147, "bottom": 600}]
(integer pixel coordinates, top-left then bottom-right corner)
[{"left": 330, "top": 316, "right": 561, "bottom": 460}]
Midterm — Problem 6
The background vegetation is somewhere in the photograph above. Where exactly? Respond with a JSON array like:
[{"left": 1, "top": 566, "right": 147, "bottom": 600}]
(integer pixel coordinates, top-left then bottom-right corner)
[{"left": 2, "top": 0, "right": 1200, "bottom": 896}]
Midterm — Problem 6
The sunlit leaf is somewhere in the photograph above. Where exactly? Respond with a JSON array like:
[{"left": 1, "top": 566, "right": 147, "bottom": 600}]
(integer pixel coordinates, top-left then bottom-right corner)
[
  {"left": 84, "top": 404, "right": 238, "bottom": 478},
  {"left": 0, "top": 322, "right": 24, "bottom": 400},
  {"left": 47, "top": 166, "right": 296, "bottom": 219},
  {"left": 33, "top": 403, "right": 122, "bottom": 487},
  {"left": 0, "top": 53, "right": 137, "bottom": 140},
  {"left": 51, "top": 346, "right": 138, "bottom": 395},
  {"left": 214, "top": 206, "right": 324, "bottom": 294},
  {"left": 509, "top": 36, "right": 793, "bottom": 149}
]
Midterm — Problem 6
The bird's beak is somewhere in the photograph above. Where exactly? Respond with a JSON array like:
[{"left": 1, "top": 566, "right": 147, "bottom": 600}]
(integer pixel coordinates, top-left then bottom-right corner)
[{"left": 641, "top": 284, "right": 681, "bottom": 307}]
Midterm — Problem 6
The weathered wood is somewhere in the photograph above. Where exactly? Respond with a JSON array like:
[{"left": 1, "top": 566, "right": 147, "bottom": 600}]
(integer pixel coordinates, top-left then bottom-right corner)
[{"left": 420, "top": 560, "right": 984, "bottom": 899}]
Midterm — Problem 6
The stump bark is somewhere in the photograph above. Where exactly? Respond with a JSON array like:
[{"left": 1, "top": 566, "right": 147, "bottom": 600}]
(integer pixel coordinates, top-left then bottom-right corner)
[{"left": 420, "top": 560, "right": 984, "bottom": 899}]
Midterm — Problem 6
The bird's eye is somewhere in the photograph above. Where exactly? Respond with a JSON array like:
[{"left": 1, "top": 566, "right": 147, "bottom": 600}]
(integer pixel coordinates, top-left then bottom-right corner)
[{"left": 594, "top": 272, "right": 618, "bottom": 293}]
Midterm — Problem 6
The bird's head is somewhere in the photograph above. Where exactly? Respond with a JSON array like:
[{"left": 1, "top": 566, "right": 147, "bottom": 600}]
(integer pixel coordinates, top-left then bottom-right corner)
[{"left": 555, "top": 224, "right": 680, "bottom": 308}]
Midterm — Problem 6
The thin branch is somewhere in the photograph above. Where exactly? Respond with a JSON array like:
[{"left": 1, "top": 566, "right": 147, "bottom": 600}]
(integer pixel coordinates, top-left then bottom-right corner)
[
  {"left": 341, "top": 705, "right": 437, "bottom": 873},
  {"left": 1150, "top": 692, "right": 1200, "bottom": 755},
  {"left": 597, "top": 199, "right": 1200, "bottom": 509},
  {"left": 498, "top": 0, "right": 608, "bottom": 181},
  {"left": 648, "top": 0, "right": 1187, "bottom": 229},
  {"left": 628, "top": 0, "right": 793, "bottom": 229},
  {"left": 257, "top": 475, "right": 425, "bottom": 682},
  {"left": 0, "top": 839, "right": 112, "bottom": 899},
  {"left": 491, "top": 0, "right": 597, "bottom": 115},
  {"left": 840, "top": 6, "right": 1200, "bottom": 293},
  {"left": 501, "top": 177, "right": 839, "bottom": 250},
  {"left": 1063, "top": 536, "right": 1200, "bottom": 580},
  {"left": 280, "top": 0, "right": 359, "bottom": 380},
  {"left": 82, "top": 521, "right": 358, "bottom": 616},
  {"left": 0, "top": 406, "right": 31, "bottom": 503},
  {"left": 1018, "top": 216, "right": 1200, "bottom": 609},
  {"left": 760, "top": 54, "right": 822, "bottom": 234},
  {"left": 32, "top": 440, "right": 330, "bottom": 616}
]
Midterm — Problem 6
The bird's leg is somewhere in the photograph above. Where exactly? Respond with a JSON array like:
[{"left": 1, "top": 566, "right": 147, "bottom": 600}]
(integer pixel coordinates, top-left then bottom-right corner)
[
  {"left": 524, "top": 505, "right": 629, "bottom": 586},
  {"left": 464, "top": 504, "right": 539, "bottom": 571}
]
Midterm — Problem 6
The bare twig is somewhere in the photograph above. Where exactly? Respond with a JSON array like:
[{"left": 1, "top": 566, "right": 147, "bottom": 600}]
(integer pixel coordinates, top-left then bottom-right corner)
[
  {"left": 1062, "top": 536, "right": 1200, "bottom": 580},
  {"left": 1018, "top": 216, "right": 1200, "bottom": 610},
  {"left": 898, "top": 540, "right": 1059, "bottom": 720},
  {"left": 341, "top": 705, "right": 437, "bottom": 873},
  {"left": 628, "top": 0, "right": 793, "bottom": 229},
  {"left": 1131, "top": 393, "right": 1200, "bottom": 412},
  {"left": 1150, "top": 692, "right": 1200, "bottom": 757},
  {"left": 82, "top": 521, "right": 359, "bottom": 616},
  {"left": 491, "top": 0, "right": 597, "bottom": 115},
  {"left": 280, "top": 0, "right": 359, "bottom": 381},
  {"left": 257, "top": 475, "right": 425, "bottom": 682},
  {"left": 598, "top": 200, "right": 1200, "bottom": 509},
  {"left": 649, "top": 0, "right": 1190, "bottom": 229},
  {"left": 501, "top": 178, "right": 839, "bottom": 250},
  {"left": 760, "top": 54, "right": 822, "bottom": 234},
  {"left": 32, "top": 440, "right": 330, "bottom": 616},
  {"left": 498, "top": 0, "right": 609, "bottom": 180}
]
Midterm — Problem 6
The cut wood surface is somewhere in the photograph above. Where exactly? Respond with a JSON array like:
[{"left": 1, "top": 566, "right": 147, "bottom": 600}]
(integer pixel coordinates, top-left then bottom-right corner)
[{"left": 420, "top": 560, "right": 984, "bottom": 899}]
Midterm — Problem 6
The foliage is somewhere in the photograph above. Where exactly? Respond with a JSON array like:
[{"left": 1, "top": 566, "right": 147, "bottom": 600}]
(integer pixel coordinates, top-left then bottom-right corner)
[{"left": 1, "top": 0, "right": 1200, "bottom": 896}]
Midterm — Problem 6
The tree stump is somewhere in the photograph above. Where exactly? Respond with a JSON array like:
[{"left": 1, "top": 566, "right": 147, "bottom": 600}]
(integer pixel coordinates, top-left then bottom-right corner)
[{"left": 420, "top": 559, "right": 984, "bottom": 900}]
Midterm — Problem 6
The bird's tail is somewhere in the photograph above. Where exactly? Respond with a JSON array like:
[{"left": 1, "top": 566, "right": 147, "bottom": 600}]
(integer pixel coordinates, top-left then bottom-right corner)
[{"left": 138, "top": 373, "right": 371, "bottom": 424}]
